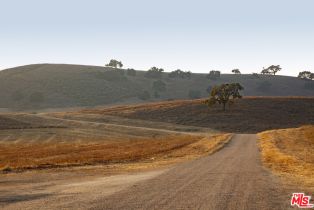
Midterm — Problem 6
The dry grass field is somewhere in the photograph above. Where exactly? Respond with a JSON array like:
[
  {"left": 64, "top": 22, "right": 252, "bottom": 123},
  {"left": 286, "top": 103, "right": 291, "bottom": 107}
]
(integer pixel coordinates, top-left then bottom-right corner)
[
  {"left": 78, "top": 96, "right": 314, "bottom": 133},
  {"left": 0, "top": 112, "right": 230, "bottom": 172},
  {"left": 0, "top": 97, "right": 313, "bottom": 209},
  {"left": 258, "top": 125, "right": 314, "bottom": 191},
  {"left": 0, "top": 97, "right": 313, "bottom": 177}
]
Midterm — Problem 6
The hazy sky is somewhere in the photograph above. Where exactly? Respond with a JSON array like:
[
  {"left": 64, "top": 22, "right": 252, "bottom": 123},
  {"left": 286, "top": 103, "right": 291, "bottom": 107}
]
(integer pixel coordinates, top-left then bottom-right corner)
[{"left": 1, "top": 0, "right": 314, "bottom": 76}]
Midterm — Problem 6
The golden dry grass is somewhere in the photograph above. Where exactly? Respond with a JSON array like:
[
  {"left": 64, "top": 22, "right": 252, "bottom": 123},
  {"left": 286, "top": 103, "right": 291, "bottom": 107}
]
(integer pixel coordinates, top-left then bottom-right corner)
[
  {"left": 0, "top": 111, "right": 231, "bottom": 172},
  {"left": 258, "top": 125, "right": 314, "bottom": 190},
  {"left": 0, "top": 135, "right": 194, "bottom": 170},
  {"left": 0, "top": 134, "right": 231, "bottom": 172}
]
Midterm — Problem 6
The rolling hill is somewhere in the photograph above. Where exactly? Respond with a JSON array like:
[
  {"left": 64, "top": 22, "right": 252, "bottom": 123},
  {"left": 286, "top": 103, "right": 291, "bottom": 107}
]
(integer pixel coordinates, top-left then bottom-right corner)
[{"left": 0, "top": 64, "right": 313, "bottom": 110}]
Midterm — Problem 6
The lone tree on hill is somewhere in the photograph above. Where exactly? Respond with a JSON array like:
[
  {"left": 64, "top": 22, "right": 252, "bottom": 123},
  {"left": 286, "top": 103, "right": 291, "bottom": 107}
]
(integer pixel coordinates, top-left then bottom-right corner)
[
  {"left": 298, "top": 71, "right": 313, "bottom": 80},
  {"left": 204, "top": 83, "right": 244, "bottom": 111},
  {"left": 105, "top": 59, "right": 123, "bottom": 68},
  {"left": 231, "top": 69, "right": 241, "bottom": 74},
  {"left": 261, "top": 65, "right": 281, "bottom": 75}
]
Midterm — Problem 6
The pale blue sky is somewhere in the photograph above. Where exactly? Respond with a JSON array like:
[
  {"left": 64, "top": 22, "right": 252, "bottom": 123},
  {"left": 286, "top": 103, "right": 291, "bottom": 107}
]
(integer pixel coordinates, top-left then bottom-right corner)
[{"left": 1, "top": 0, "right": 314, "bottom": 76}]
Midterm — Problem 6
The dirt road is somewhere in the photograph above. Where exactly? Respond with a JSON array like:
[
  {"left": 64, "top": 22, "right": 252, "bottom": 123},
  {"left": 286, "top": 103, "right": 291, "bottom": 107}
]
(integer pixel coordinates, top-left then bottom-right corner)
[
  {"left": 91, "top": 134, "right": 295, "bottom": 210},
  {"left": 1, "top": 134, "right": 296, "bottom": 210},
  {"left": 0, "top": 169, "right": 166, "bottom": 210}
]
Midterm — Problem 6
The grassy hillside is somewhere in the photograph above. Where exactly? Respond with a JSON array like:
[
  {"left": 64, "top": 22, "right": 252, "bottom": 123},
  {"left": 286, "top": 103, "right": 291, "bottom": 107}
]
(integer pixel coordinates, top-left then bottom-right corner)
[{"left": 0, "top": 64, "right": 313, "bottom": 110}]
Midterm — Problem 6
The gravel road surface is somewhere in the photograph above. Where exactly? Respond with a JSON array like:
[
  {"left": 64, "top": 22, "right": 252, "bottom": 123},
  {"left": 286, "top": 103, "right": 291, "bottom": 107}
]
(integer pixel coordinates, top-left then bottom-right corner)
[{"left": 92, "top": 134, "right": 294, "bottom": 210}]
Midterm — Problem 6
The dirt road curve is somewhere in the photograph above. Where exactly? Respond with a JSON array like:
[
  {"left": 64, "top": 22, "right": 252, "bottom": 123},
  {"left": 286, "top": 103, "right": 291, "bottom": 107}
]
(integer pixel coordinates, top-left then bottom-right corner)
[
  {"left": 91, "top": 134, "right": 294, "bottom": 210},
  {"left": 1, "top": 134, "right": 296, "bottom": 210}
]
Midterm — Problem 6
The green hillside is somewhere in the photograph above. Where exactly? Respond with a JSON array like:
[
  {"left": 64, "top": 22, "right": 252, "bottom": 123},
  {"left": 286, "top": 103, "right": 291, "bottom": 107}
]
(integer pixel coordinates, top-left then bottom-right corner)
[{"left": 0, "top": 64, "right": 313, "bottom": 110}]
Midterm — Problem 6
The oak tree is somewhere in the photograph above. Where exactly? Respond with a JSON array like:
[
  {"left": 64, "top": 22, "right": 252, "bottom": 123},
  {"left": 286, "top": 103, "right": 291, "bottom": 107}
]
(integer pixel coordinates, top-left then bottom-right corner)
[
  {"left": 105, "top": 59, "right": 123, "bottom": 68},
  {"left": 204, "top": 83, "right": 243, "bottom": 111},
  {"left": 298, "top": 71, "right": 313, "bottom": 80},
  {"left": 232, "top": 69, "right": 241, "bottom": 74}
]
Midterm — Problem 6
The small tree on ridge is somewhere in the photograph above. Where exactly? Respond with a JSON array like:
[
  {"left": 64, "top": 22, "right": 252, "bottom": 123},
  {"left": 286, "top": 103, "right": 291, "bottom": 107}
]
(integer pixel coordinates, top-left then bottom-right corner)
[
  {"left": 261, "top": 65, "right": 281, "bottom": 75},
  {"left": 105, "top": 59, "right": 123, "bottom": 68},
  {"left": 232, "top": 69, "right": 241, "bottom": 74},
  {"left": 204, "top": 83, "right": 244, "bottom": 111},
  {"left": 298, "top": 71, "right": 313, "bottom": 80}
]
